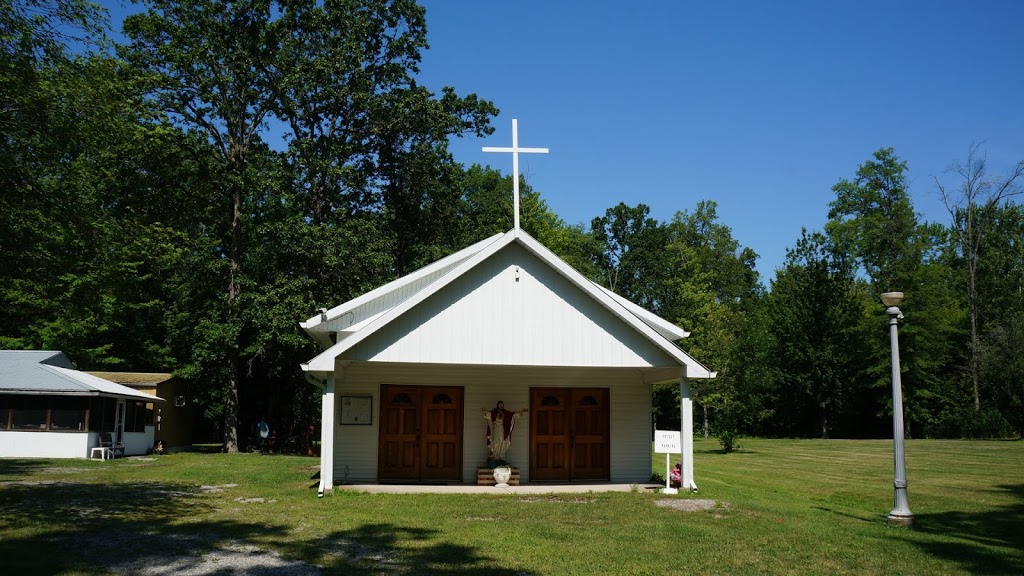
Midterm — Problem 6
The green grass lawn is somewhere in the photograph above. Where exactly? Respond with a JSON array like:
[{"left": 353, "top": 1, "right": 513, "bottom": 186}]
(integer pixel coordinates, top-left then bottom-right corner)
[{"left": 1, "top": 438, "right": 1021, "bottom": 575}]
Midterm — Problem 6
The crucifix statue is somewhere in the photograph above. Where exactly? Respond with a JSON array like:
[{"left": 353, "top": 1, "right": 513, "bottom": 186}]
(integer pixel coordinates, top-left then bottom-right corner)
[{"left": 482, "top": 118, "right": 549, "bottom": 235}]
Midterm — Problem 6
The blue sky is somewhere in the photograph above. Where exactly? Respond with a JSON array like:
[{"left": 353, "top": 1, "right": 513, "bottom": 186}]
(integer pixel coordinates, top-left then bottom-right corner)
[
  {"left": 103, "top": 1, "right": 1023, "bottom": 280},
  {"left": 415, "top": 0, "right": 1024, "bottom": 279}
]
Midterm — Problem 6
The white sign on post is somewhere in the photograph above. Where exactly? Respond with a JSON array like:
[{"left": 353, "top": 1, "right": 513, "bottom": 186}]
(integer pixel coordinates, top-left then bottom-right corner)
[
  {"left": 654, "top": 430, "right": 681, "bottom": 494},
  {"left": 654, "top": 430, "right": 681, "bottom": 454}
]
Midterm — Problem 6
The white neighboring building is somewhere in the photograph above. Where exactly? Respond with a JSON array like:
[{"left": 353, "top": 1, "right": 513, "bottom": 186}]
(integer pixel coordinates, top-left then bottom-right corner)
[
  {"left": 300, "top": 229, "right": 715, "bottom": 494},
  {"left": 0, "top": 350, "right": 163, "bottom": 458}
]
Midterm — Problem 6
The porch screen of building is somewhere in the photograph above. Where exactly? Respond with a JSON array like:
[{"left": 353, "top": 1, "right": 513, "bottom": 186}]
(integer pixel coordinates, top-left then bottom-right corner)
[{"left": 0, "top": 396, "right": 87, "bottom": 431}]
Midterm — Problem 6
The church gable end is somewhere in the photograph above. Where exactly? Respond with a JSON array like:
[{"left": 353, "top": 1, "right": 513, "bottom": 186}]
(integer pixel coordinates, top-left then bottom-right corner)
[{"left": 345, "top": 243, "right": 677, "bottom": 367}]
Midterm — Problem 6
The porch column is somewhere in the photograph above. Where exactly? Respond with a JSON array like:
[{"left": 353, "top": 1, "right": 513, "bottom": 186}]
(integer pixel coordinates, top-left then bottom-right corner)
[
  {"left": 319, "top": 374, "right": 336, "bottom": 496},
  {"left": 680, "top": 374, "right": 697, "bottom": 492}
]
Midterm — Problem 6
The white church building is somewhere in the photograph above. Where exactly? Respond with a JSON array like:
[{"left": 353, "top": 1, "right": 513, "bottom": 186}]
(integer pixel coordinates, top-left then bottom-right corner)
[{"left": 299, "top": 121, "right": 715, "bottom": 495}]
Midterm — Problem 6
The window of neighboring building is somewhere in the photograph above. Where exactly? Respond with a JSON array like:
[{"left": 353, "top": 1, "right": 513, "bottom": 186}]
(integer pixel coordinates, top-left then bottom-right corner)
[
  {"left": 125, "top": 400, "right": 150, "bottom": 432},
  {"left": 88, "top": 397, "right": 117, "bottom": 432},
  {"left": 0, "top": 396, "right": 92, "bottom": 431},
  {"left": 0, "top": 395, "right": 11, "bottom": 429},
  {"left": 10, "top": 396, "right": 48, "bottom": 430},
  {"left": 50, "top": 397, "right": 88, "bottom": 431}
]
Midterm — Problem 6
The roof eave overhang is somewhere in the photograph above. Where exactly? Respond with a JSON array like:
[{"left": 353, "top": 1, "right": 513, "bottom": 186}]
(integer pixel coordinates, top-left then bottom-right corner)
[{"left": 0, "top": 390, "right": 165, "bottom": 401}]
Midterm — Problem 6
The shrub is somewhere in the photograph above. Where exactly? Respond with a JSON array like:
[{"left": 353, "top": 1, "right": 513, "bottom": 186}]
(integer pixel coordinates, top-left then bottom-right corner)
[
  {"left": 719, "top": 430, "right": 740, "bottom": 452},
  {"left": 926, "top": 406, "right": 1017, "bottom": 439}
]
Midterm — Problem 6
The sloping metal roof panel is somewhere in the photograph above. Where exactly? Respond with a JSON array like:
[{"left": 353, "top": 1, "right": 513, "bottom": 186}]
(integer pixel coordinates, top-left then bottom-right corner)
[{"left": 0, "top": 351, "right": 164, "bottom": 401}]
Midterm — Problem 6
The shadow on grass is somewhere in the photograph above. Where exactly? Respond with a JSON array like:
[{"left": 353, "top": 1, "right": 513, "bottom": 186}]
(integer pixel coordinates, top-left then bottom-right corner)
[
  {"left": 0, "top": 458, "right": 52, "bottom": 478},
  {"left": 0, "top": 481, "right": 252, "bottom": 574},
  {"left": 0, "top": 480, "right": 535, "bottom": 575},
  {"left": 280, "top": 523, "right": 535, "bottom": 576},
  {"left": 698, "top": 448, "right": 760, "bottom": 455},
  {"left": 905, "top": 483, "right": 1024, "bottom": 575},
  {"left": 810, "top": 506, "right": 877, "bottom": 523}
]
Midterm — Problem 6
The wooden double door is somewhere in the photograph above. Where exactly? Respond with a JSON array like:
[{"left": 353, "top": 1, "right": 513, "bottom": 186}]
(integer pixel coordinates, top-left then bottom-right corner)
[
  {"left": 378, "top": 385, "right": 463, "bottom": 482},
  {"left": 530, "top": 388, "right": 610, "bottom": 481}
]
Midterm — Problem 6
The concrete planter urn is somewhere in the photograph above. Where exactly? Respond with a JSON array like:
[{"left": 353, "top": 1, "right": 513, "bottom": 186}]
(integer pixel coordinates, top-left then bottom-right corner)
[{"left": 492, "top": 465, "right": 512, "bottom": 487}]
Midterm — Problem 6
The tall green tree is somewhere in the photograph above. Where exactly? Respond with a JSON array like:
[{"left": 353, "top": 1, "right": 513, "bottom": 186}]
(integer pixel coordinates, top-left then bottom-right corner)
[
  {"left": 660, "top": 201, "right": 760, "bottom": 441},
  {"left": 1, "top": 2, "right": 212, "bottom": 372},
  {"left": 269, "top": 0, "right": 495, "bottom": 277},
  {"left": 826, "top": 148, "right": 961, "bottom": 437},
  {"left": 124, "top": 0, "right": 281, "bottom": 451},
  {"left": 1, "top": 0, "right": 109, "bottom": 326},
  {"left": 767, "top": 230, "right": 865, "bottom": 438},
  {"left": 826, "top": 148, "right": 918, "bottom": 291},
  {"left": 590, "top": 203, "right": 670, "bottom": 312},
  {"left": 974, "top": 203, "right": 1024, "bottom": 434},
  {"left": 123, "top": 0, "right": 497, "bottom": 449},
  {"left": 936, "top": 144, "right": 1024, "bottom": 411}
]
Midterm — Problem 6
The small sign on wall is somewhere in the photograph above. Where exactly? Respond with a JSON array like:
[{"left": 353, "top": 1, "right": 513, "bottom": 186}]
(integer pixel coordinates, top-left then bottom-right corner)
[{"left": 340, "top": 396, "right": 372, "bottom": 425}]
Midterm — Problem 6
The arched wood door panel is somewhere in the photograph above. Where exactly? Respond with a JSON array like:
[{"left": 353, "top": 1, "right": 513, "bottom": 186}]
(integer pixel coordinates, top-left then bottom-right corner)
[
  {"left": 529, "top": 388, "right": 609, "bottom": 481},
  {"left": 379, "top": 385, "right": 463, "bottom": 481}
]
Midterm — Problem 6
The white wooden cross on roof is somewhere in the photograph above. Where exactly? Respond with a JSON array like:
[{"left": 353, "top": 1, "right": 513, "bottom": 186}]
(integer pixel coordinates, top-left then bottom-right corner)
[{"left": 482, "top": 119, "right": 549, "bottom": 235}]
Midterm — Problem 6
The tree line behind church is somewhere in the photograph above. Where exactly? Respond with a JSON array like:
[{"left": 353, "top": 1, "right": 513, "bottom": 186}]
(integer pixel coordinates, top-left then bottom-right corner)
[{"left": 2, "top": 1, "right": 1022, "bottom": 450}]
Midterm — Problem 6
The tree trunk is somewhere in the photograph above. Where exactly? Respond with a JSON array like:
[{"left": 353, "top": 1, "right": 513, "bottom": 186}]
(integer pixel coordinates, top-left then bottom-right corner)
[
  {"left": 820, "top": 409, "right": 829, "bottom": 439},
  {"left": 702, "top": 404, "right": 709, "bottom": 440},
  {"left": 223, "top": 181, "right": 243, "bottom": 453},
  {"left": 223, "top": 357, "right": 240, "bottom": 452},
  {"left": 969, "top": 251, "right": 981, "bottom": 412}
]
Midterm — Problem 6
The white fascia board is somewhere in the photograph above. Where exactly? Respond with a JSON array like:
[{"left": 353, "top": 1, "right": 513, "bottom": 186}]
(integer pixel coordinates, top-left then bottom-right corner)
[
  {"left": 300, "top": 232, "right": 505, "bottom": 335},
  {"left": 305, "top": 230, "right": 518, "bottom": 372},
  {"left": 337, "top": 309, "right": 388, "bottom": 336},
  {"left": 300, "top": 362, "right": 333, "bottom": 380},
  {"left": 594, "top": 283, "right": 690, "bottom": 340},
  {"left": 514, "top": 231, "right": 715, "bottom": 379}
]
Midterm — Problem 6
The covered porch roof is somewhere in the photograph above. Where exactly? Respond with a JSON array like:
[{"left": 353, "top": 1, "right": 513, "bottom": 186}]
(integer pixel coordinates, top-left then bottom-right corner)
[{"left": 0, "top": 351, "right": 164, "bottom": 402}]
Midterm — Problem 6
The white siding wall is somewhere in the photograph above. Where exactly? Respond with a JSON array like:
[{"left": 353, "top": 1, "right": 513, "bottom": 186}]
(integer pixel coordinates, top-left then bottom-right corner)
[
  {"left": 332, "top": 361, "right": 655, "bottom": 485},
  {"left": 347, "top": 244, "right": 676, "bottom": 367},
  {"left": 0, "top": 431, "right": 91, "bottom": 458},
  {"left": 0, "top": 427, "right": 157, "bottom": 459},
  {"left": 123, "top": 427, "right": 155, "bottom": 456},
  {"left": 610, "top": 375, "right": 654, "bottom": 483}
]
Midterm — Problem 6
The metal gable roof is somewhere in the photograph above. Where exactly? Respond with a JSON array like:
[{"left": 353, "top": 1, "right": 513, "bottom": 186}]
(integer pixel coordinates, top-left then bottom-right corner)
[
  {"left": 0, "top": 351, "right": 164, "bottom": 401},
  {"left": 301, "top": 230, "right": 715, "bottom": 379}
]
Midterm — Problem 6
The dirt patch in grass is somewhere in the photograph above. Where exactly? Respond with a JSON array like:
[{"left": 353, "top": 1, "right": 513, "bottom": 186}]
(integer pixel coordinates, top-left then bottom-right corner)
[
  {"left": 518, "top": 496, "right": 596, "bottom": 504},
  {"left": 234, "top": 497, "right": 277, "bottom": 504},
  {"left": 654, "top": 498, "right": 726, "bottom": 512},
  {"left": 109, "top": 538, "right": 320, "bottom": 575},
  {"left": 41, "top": 467, "right": 89, "bottom": 474},
  {"left": 324, "top": 537, "right": 402, "bottom": 571},
  {"left": 198, "top": 483, "right": 237, "bottom": 493},
  {"left": 2, "top": 479, "right": 62, "bottom": 486}
]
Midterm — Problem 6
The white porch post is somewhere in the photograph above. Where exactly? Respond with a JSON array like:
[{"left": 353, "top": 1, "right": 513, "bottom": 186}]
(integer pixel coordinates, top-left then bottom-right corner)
[
  {"left": 318, "top": 374, "right": 336, "bottom": 496},
  {"left": 680, "top": 374, "right": 697, "bottom": 492}
]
